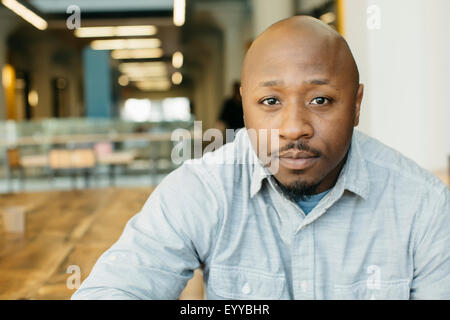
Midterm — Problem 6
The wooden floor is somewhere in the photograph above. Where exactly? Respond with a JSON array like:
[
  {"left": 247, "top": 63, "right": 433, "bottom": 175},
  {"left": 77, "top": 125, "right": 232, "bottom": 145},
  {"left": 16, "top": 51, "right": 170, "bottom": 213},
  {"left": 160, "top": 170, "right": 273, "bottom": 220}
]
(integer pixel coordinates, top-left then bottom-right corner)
[{"left": 0, "top": 187, "right": 204, "bottom": 300}]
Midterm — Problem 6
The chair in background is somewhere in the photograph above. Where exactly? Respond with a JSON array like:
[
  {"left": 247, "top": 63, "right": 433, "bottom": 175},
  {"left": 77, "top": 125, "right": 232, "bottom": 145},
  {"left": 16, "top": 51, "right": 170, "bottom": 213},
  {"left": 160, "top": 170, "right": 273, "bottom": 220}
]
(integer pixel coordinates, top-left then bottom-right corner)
[
  {"left": 48, "top": 149, "right": 73, "bottom": 188},
  {"left": 147, "top": 139, "right": 180, "bottom": 184},
  {"left": 48, "top": 149, "right": 96, "bottom": 188},
  {"left": 19, "top": 154, "right": 49, "bottom": 177},
  {"left": 94, "top": 142, "right": 113, "bottom": 185},
  {"left": 94, "top": 142, "right": 136, "bottom": 187},
  {"left": 94, "top": 142, "right": 113, "bottom": 157},
  {"left": 5, "top": 148, "right": 24, "bottom": 192}
]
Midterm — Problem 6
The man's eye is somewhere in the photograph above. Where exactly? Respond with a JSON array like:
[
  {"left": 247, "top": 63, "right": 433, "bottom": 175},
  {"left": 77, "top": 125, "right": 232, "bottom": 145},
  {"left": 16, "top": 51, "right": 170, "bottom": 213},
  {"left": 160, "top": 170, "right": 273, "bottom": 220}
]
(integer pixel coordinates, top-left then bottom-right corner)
[
  {"left": 261, "top": 97, "right": 280, "bottom": 106},
  {"left": 310, "top": 97, "right": 331, "bottom": 105}
]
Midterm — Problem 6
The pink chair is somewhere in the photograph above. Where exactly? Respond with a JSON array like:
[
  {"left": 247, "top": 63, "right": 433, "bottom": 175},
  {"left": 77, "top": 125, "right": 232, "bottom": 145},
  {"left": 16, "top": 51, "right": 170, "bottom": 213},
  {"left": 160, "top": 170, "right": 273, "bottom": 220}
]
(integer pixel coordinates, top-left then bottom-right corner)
[{"left": 94, "top": 142, "right": 113, "bottom": 157}]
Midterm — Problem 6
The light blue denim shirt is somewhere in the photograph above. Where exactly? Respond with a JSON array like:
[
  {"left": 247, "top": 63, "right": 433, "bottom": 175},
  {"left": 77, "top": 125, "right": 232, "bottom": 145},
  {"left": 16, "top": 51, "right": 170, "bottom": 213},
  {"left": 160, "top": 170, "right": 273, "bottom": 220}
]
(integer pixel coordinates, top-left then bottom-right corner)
[{"left": 72, "top": 128, "right": 450, "bottom": 300}]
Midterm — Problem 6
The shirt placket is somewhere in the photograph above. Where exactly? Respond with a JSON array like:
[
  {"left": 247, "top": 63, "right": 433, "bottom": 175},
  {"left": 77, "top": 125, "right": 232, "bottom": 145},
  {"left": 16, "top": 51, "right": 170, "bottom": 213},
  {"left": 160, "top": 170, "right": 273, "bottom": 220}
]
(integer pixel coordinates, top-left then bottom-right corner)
[
  {"left": 292, "top": 223, "right": 315, "bottom": 299},
  {"left": 265, "top": 175, "right": 345, "bottom": 300},
  {"left": 266, "top": 177, "right": 316, "bottom": 299}
]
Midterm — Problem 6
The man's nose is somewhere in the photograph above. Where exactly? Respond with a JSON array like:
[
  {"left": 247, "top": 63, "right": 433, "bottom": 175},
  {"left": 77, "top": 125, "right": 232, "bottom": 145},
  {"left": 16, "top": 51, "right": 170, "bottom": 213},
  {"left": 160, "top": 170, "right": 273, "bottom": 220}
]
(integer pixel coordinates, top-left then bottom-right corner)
[{"left": 278, "top": 103, "right": 314, "bottom": 141}]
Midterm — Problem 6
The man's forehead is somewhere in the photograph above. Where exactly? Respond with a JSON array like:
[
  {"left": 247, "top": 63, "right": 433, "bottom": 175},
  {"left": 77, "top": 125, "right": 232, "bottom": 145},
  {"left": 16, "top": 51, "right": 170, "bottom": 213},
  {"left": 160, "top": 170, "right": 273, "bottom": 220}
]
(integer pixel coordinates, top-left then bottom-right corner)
[
  {"left": 242, "top": 30, "right": 356, "bottom": 88},
  {"left": 249, "top": 50, "right": 339, "bottom": 73},
  {"left": 243, "top": 48, "right": 342, "bottom": 87}
]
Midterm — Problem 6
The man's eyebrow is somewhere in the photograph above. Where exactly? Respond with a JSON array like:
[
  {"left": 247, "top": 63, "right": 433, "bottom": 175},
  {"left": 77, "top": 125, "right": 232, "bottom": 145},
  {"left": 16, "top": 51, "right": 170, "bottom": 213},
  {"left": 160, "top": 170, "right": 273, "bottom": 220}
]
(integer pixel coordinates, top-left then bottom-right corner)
[
  {"left": 305, "top": 79, "right": 330, "bottom": 85},
  {"left": 306, "top": 78, "right": 340, "bottom": 90},
  {"left": 259, "top": 80, "right": 284, "bottom": 87},
  {"left": 258, "top": 79, "right": 335, "bottom": 87}
]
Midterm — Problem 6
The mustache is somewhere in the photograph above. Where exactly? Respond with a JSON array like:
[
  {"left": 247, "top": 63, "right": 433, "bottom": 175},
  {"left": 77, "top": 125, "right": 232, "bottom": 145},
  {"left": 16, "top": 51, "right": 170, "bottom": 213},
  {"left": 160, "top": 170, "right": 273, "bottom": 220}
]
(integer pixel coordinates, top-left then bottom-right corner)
[{"left": 271, "top": 140, "right": 322, "bottom": 158}]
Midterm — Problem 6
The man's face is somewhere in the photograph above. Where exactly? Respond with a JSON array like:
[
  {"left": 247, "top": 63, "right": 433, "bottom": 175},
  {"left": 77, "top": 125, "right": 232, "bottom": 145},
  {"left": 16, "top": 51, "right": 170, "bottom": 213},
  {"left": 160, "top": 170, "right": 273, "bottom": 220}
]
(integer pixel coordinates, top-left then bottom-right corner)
[{"left": 241, "top": 30, "right": 363, "bottom": 195}]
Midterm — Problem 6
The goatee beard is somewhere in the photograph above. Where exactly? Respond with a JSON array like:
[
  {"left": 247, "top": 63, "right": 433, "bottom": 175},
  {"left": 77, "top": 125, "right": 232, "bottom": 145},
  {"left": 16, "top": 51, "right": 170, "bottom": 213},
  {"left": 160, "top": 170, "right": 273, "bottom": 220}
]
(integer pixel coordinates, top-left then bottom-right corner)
[{"left": 274, "top": 178, "right": 322, "bottom": 202}]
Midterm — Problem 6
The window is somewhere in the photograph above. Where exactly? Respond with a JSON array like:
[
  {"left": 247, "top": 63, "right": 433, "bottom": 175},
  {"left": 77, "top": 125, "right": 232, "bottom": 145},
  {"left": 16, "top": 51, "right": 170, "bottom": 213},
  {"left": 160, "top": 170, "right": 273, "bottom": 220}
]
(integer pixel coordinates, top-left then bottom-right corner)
[{"left": 121, "top": 97, "right": 190, "bottom": 122}]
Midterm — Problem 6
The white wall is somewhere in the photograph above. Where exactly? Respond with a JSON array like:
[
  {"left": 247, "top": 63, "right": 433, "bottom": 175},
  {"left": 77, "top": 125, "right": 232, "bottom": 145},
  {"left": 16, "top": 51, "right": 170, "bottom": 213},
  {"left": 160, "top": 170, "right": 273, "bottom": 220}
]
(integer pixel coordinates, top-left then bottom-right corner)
[
  {"left": 251, "top": 0, "right": 295, "bottom": 37},
  {"left": 343, "top": 0, "right": 450, "bottom": 172}
]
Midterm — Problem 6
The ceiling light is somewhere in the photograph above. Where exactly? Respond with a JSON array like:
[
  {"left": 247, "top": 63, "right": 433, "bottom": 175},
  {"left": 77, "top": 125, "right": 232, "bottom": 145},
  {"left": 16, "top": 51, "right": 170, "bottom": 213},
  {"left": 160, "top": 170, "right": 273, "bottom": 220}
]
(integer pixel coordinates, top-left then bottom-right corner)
[
  {"left": 173, "top": 0, "right": 185, "bottom": 27},
  {"left": 172, "top": 51, "right": 183, "bottom": 69},
  {"left": 125, "top": 71, "right": 167, "bottom": 78},
  {"left": 127, "top": 75, "right": 168, "bottom": 82},
  {"left": 135, "top": 80, "right": 171, "bottom": 91},
  {"left": 111, "top": 48, "right": 164, "bottom": 59},
  {"left": 90, "top": 38, "right": 161, "bottom": 50},
  {"left": 128, "top": 76, "right": 168, "bottom": 82},
  {"left": 172, "top": 72, "right": 182, "bottom": 85},
  {"left": 124, "top": 69, "right": 167, "bottom": 78},
  {"left": 75, "top": 25, "right": 157, "bottom": 38},
  {"left": 1, "top": 0, "right": 47, "bottom": 30},
  {"left": 119, "top": 62, "right": 168, "bottom": 78},
  {"left": 119, "top": 61, "right": 166, "bottom": 72}
]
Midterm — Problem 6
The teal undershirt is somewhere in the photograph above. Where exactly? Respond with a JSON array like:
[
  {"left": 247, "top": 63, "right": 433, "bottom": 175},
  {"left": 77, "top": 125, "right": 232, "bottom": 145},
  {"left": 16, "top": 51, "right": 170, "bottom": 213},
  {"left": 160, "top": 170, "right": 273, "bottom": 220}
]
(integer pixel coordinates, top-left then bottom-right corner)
[{"left": 297, "top": 189, "right": 331, "bottom": 215}]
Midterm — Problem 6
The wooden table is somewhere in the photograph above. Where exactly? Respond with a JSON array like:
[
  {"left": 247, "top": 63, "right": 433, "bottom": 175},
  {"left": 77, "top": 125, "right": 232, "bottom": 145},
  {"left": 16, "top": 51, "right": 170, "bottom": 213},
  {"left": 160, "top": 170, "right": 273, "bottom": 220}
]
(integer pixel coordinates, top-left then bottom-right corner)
[{"left": 0, "top": 187, "right": 204, "bottom": 300}]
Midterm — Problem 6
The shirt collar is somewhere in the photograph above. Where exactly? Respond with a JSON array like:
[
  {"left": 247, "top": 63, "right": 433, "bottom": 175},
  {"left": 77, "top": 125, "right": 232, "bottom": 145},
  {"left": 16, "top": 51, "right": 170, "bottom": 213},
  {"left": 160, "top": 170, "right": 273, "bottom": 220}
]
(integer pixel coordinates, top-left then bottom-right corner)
[
  {"left": 246, "top": 130, "right": 271, "bottom": 198},
  {"left": 248, "top": 129, "right": 370, "bottom": 200}
]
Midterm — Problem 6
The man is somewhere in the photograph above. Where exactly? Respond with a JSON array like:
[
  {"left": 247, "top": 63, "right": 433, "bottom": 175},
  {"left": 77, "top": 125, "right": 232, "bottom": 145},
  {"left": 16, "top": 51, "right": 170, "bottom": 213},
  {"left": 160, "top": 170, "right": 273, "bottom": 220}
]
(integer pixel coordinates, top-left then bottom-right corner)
[{"left": 72, "top": 16, "right": 450, "bottom": 300}]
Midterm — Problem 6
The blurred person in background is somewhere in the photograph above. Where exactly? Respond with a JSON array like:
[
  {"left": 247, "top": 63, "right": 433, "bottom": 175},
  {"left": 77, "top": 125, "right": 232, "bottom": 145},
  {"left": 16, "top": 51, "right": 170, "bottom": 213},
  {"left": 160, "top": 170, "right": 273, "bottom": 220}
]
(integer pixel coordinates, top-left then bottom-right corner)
[{"left": 216, "top": 81, "right": 244, "bottom": 136}]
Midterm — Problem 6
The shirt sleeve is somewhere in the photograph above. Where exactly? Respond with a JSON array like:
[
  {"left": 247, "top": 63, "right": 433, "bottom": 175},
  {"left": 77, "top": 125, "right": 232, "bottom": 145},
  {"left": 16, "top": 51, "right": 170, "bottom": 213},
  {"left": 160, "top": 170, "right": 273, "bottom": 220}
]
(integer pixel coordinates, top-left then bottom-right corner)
[
  {"left": 410, "top": 186, "right": 450, "bottom": 299},
  {"left": 71, "top": 163, "right": 222, "bottom": 300}
]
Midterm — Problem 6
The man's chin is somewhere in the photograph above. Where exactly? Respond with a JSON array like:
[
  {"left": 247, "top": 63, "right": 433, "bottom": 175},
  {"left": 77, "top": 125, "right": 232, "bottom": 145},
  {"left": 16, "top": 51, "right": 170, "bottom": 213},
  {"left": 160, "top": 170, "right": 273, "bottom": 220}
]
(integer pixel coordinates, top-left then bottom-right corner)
[{"left": 273, "top": 176, "right": 322, "bottom": 201}]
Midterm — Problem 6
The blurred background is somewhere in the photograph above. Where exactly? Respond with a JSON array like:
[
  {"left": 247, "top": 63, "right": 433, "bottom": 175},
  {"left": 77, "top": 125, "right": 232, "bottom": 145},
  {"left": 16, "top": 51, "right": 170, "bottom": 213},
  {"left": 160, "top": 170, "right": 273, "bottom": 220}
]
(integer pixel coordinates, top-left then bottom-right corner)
[{"left": 0, "top": 0, "right": 448, "bottom": 300}]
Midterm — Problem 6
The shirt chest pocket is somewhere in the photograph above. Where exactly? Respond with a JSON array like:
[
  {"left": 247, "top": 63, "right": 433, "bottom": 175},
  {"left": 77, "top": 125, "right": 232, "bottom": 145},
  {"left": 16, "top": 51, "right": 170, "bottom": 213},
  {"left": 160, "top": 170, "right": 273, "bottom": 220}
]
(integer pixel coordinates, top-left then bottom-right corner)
[
  {"left": 334, "top": 280, "right": 411, "bottom": 300},
  {"left": 208, "top": 265, "right": 286, "bottom": 299}
]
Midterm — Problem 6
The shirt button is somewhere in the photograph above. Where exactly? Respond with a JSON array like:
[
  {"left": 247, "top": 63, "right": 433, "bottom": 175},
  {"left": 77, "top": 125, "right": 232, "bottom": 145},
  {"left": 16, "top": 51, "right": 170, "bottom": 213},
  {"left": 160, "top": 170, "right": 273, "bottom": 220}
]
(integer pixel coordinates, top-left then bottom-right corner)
[
  {"left": 109, "top": 255, "right": 117, "bottom": 261},
  {"left": 242, "top": 283, "right": 251, "bottom": 294}
]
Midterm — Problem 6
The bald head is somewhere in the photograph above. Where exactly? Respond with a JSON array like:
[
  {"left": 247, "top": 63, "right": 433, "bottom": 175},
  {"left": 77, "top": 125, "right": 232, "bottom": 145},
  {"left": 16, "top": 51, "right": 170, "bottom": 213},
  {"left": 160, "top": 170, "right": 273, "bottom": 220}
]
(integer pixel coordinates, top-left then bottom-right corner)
[
  {"left": 242, "top": 15, "right": 359, "bottom": 90},
  {"left": 240, "top": 15, "right": 364, "bottom": 197}
]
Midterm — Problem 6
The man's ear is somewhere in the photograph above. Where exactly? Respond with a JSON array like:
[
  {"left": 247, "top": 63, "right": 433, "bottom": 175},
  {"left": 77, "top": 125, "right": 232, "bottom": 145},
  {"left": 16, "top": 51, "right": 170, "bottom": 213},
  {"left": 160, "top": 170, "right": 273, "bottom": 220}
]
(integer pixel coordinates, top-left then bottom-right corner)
[
  {"left": 354, "top": 84, "right": 364, "bottom": 127},
  {"left": 240, "top": 86, "right": 246, "bottom": 123}
]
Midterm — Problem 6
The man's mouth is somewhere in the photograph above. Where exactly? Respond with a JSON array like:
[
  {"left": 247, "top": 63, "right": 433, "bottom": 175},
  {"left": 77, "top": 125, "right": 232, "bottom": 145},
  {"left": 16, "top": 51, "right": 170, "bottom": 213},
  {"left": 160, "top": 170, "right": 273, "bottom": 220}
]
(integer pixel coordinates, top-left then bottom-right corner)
[{"left": 278, "top": 150, "right": 320, "bottom": 170}]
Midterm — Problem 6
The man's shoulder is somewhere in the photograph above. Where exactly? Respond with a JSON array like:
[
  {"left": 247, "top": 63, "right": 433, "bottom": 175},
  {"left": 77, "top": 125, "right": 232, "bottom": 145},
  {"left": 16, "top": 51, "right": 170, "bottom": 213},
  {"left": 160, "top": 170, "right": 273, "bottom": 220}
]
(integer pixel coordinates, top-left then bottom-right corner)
[{"left": 355, "top": 130, "right": 447, "bottom": 195}]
